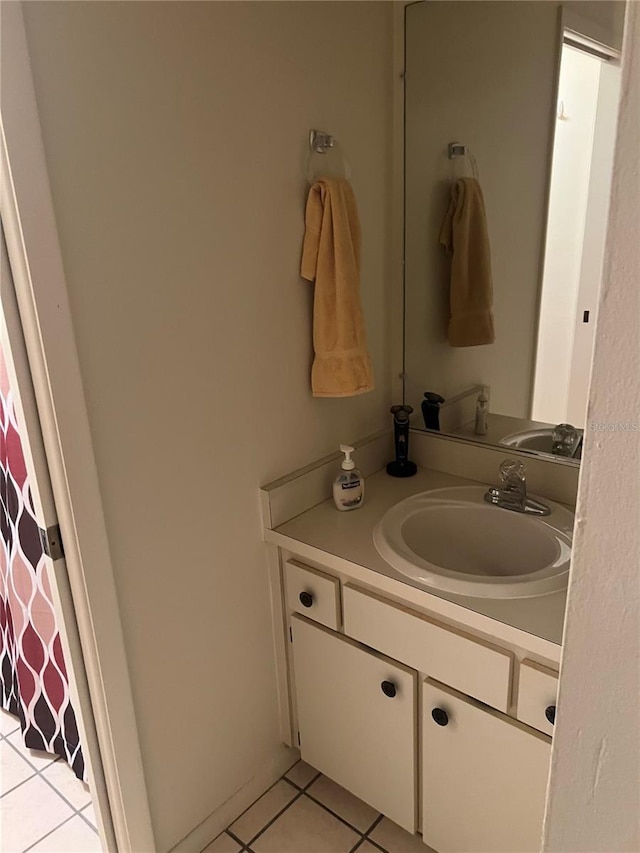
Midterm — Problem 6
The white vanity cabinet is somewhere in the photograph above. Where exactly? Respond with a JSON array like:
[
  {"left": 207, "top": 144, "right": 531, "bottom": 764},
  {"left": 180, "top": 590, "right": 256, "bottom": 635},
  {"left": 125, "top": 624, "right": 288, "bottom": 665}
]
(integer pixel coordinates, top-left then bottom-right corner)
[
  {"left": 291, "top": 615, "right": 418, "bottom": 833},
  {"left": 422, "top": 679, "right": 551, "bottom": 853},
  {"left": 280, "top": 557, "right": 558, "bottom": 852}
]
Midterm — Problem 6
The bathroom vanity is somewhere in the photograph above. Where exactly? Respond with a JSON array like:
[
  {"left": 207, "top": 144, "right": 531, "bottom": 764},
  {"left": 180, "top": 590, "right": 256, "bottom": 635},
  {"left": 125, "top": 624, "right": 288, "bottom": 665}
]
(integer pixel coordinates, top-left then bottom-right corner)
[
  {"left": 261, "top": 440, "right": 571, "bottom": 853},
  {"left": 257, "top": 2, "right": 617, "bottom": 848}
]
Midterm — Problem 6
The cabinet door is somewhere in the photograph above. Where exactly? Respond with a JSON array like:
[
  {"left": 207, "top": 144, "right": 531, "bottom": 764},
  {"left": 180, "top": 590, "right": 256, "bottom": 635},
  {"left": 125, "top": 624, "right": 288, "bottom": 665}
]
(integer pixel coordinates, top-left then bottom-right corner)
[
  {"left": 292, "top": 615, "right": 417, "bottom": 832},
  {"left": 422, "top": 679, "right": 551, "bottom": 853}
]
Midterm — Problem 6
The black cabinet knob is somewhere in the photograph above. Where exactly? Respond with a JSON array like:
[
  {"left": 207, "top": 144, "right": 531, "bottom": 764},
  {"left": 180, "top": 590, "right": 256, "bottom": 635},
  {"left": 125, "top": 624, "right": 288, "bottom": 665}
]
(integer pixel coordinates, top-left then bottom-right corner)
[
  {"left": 381, "top": 680, "right": 397, "bottom": 698},
  {"left": 432, "top": 707, "right": 449, "bottom": 726},
  {"left": 545, "top": 705, "right": 556, "bottom": 725},
  {"left": 299, "top": 591, "right": 314, "bottom": 608}
]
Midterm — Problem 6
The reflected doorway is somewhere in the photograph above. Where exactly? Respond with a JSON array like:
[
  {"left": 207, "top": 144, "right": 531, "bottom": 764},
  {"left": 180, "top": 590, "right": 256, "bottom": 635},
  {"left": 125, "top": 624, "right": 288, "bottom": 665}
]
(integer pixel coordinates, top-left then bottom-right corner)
[{"left": 532, "top": 37, "right": 621, "bottom": 426}]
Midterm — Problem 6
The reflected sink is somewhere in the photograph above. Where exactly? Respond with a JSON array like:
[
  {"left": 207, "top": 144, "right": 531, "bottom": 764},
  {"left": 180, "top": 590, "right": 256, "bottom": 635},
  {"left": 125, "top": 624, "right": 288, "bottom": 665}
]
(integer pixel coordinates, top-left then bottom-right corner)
[
  {"left": 373, "top": 486, "right": 574, "bottom": 599},
  {"left": 500, "top": 428, "right": 583, "bottom": 459}
]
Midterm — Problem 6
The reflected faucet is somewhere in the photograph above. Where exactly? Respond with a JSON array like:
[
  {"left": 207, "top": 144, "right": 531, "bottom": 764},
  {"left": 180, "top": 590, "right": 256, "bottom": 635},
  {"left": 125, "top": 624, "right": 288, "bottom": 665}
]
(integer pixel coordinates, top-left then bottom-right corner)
[
  {"left": 552, "top": 423, "right": 582, "bottom": 458},
  {"left": 484, "top": 459, "right": 551, "bottom": 516}
]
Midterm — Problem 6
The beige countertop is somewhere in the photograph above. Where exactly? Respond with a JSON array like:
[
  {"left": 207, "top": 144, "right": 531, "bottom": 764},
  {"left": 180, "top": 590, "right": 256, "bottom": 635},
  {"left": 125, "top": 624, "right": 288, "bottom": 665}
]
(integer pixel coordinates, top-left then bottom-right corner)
[{"left": 266, "top": 466, "right": 568, "bottom": 654}]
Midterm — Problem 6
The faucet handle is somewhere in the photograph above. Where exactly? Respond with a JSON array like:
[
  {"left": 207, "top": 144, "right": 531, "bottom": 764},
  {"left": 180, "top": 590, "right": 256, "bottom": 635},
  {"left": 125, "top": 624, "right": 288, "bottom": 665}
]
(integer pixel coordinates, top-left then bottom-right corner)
[
  {"left": 486, "top": 458, "right": 550, "bottom": 516},
  {"left": 499, "top": 459, "right": 526, "bottom": 487},
  {"left": 552, "top": 423, "right": 580, "bottom": 457}
]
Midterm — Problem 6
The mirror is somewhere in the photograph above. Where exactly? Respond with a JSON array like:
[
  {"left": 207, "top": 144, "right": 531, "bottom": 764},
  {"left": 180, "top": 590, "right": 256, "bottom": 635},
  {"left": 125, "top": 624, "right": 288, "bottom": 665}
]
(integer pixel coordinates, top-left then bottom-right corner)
[{"left": 403, "top": 1, "right": 624, "bottom": 464}]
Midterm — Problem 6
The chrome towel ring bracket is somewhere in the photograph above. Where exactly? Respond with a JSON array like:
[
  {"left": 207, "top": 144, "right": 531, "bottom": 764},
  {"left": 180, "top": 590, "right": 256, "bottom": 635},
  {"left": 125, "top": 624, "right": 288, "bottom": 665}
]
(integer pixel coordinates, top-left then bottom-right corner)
[{"left": 307, "top": 128, "right": 351, "bottom": 182}]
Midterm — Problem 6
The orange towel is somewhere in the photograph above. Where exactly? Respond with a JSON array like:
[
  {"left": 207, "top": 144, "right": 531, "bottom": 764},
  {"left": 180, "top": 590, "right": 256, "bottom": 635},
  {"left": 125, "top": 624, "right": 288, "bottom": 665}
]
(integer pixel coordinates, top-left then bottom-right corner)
[
  {"left": 301, "top": 178, "right": 374, "bottom": 397},
  {"left": 439, "top": 177, "right": 495, "bottom": 347}
]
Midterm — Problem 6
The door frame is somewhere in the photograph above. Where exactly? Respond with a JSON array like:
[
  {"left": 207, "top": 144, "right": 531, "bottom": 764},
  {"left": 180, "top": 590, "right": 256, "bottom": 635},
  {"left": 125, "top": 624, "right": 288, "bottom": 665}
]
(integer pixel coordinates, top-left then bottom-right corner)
[{"left": 0, "top": 4, "right": 155, "bottom": 851}]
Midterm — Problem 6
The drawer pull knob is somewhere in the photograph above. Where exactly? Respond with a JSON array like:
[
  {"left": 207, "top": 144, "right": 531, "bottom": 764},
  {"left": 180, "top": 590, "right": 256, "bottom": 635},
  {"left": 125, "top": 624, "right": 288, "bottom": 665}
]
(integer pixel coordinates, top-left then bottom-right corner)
[
  {"left": 381, "top": 680, "right": 397, "bottom": 698},
  {"left": 545, "top": 705, "right": 556, "bottom": 725},
  {"left": 432, "top": 707, "right": 449, "bottom": 726},
  {"left": 299, "top": 591, "right": 314, "bottom": 608}
]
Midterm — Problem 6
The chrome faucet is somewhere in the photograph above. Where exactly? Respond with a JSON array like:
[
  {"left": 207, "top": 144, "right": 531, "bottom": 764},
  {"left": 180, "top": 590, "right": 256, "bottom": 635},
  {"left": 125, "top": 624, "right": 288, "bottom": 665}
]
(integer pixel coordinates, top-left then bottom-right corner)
[{"left": 484, "top": 459, "right": 550, "bottom": 516}]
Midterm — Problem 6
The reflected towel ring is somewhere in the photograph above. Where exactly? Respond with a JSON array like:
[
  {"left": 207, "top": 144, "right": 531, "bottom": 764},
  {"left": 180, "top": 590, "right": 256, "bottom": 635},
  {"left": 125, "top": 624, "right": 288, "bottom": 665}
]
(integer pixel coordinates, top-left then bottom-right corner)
[{"left": 307, "top": 128, "right": 351, "bottom": 183}]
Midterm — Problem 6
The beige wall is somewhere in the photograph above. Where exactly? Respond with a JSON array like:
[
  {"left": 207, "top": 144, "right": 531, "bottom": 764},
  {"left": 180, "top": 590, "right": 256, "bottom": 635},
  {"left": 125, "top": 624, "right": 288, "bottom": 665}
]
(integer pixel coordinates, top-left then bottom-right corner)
[
  {"left": 566, "top": 0, "right": 626, "bottom": 48},
  {"left": 403, "top": 1, "right": 623, "bottom": 425},
  {"left": 22, "top": 2, "right": 393, "bottom": 849},
  {"left": 543, "top": 2, "right": 639, "bottom": 850},
  {"left": 404, "top": 1, "right": 559, "bottom": 422}
]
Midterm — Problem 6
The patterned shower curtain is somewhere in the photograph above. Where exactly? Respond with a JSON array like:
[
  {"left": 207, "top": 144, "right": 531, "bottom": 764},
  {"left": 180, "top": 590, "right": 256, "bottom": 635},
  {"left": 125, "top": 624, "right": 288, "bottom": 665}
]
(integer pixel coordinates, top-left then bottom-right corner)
[{"left": 0, "top": 341, "right": 85, "bottom": 780}]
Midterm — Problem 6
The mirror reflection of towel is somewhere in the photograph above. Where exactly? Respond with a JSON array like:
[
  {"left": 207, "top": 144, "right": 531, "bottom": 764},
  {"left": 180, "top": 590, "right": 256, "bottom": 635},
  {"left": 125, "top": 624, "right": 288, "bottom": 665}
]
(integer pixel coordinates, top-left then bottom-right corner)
[
  {"left": 439, "top": 177, "right": 495, "bottom": 347},
  {"left": 301, "top": 178, "right": 374, "bottom": 397}
]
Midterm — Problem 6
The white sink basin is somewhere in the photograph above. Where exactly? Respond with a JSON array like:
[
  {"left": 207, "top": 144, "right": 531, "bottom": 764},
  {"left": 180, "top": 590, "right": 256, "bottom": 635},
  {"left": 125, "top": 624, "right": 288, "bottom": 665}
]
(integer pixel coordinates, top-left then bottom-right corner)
[
  {"left": 373, "top": 486, "right": 573, "bottom": 599},
  {"left": 500, "top": 428, "right": 583, "bottom": 459},
  {"left": 501, "top": 428, "right": 555, "bottom": 452}
]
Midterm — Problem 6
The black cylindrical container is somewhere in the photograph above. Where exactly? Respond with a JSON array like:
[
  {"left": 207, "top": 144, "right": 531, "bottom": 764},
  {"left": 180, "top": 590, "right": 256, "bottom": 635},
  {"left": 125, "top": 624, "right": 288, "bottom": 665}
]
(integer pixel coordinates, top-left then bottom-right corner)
[
  {"left": 387, "top": 405, "right": 417, "bottom": 478},
  {"left": 421, "top": 392, "right": 445, "bottom": 431}
]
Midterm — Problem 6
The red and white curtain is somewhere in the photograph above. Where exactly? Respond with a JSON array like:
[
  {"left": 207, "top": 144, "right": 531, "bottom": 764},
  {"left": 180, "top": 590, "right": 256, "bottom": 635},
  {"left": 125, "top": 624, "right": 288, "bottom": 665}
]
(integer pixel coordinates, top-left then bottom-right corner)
[{"left": 0, "top": 342, "right": 85, "bottom": 779}]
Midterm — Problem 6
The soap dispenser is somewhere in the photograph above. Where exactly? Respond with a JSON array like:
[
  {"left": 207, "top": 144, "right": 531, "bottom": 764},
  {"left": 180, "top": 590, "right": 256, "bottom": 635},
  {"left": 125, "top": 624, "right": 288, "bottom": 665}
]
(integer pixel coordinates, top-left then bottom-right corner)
[
  {"left": 474, "top": 388, "right": 489, "bottom": 435},
  {"left": 333, "top": 445, "right": 364, "bottom": 512}
]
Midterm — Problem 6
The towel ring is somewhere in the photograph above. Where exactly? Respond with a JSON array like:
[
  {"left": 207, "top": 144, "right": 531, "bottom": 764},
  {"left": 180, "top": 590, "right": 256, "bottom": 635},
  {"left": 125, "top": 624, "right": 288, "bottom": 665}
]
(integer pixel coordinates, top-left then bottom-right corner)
[
  {"left": 448, "top": 141, "right": 480, "bottom": 181},
  {"left": 307, "top": 128, "right": 351, "bottom": 183}
]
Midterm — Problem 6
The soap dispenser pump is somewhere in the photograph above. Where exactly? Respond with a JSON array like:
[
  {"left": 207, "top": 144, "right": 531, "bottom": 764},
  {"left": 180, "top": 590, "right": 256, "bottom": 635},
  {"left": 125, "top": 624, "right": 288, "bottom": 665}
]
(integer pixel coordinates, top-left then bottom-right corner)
[{"left": 387, "top": 405, "right": 417, "bottom": 478}]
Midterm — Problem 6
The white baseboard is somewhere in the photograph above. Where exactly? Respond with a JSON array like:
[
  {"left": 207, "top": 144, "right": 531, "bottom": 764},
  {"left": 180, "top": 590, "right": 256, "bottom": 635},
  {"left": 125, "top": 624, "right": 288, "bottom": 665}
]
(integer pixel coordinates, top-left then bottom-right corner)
[{"left": 168, "top": 746, "right": 298, "bottom": 853}]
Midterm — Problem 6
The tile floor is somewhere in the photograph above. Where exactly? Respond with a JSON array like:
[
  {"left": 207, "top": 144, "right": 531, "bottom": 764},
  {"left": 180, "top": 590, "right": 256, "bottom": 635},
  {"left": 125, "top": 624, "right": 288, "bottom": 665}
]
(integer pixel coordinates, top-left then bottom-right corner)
[
  {"left": 204, "top": 760, "right": 433, "bottom": 853},
  {"left": 0, "top": 709, "right": 101, "bottom": 852}
]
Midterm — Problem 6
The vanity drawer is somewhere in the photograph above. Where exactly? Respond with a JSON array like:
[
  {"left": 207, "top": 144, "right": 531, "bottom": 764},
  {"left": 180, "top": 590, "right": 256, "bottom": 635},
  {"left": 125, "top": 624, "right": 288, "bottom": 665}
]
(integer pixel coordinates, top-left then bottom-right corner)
[
  {"left": 284, "top": 560, "right": 341, "bottom": 630},
  {"left": 516, "top": 660, "right": 559, "bottom": 736},
  {"left": 343, "top": 585, "right": 512, "bottom": 711}
]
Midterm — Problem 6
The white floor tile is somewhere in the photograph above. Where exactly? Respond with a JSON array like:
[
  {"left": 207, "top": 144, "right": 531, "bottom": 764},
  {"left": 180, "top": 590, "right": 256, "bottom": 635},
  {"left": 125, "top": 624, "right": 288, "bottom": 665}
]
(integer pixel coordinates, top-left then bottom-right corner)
[
  {"left": 0, "top": 774, "right": 74, "bottom": 851},
  {"left": 307, "top": 775, "right": 379, "bottom": 832},
  {"left": 284, "top": 759, "right": 319, "bottom": 790},
  {"left": 29, "top": 815, "right": 103, "bottom": 852},
  {"left": 41, "top": 759, "right": 92, "bottom": 810},
  {"left": 251, "top": 795, "right": 359, "bottom": 853},
  {"left": 0, "top": 709, "right": 21, "bottom": 737},
  {"left": 201, "top": 831, "right": 243, "bottom": 853},
  {"left": 356, "top": 842, "right": 384, "bottom": 853},
  {"left": 5, "top": 730, "right": 58, "bottom": 771},
  {"left": 369, "top": 818, "right": 428, "bottom": 853},
  {"left": 80, "top": 801, "right": 98, "bottom": 829},
  {"left": 0, "top": 739, "right": 36, "bottom": 795},
  {"left": 230, "top": 779, "right": 297, "bottom": 843}
]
